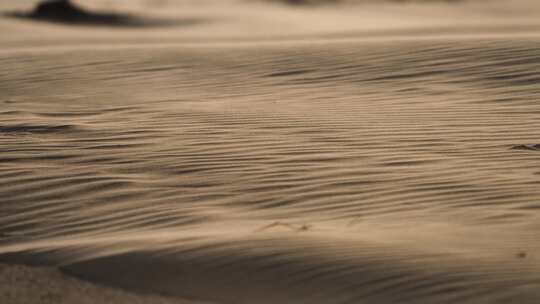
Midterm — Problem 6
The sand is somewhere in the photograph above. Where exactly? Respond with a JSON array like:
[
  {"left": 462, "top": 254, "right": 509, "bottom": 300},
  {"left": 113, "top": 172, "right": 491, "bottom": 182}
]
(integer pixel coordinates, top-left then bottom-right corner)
[
  {"left": 0, "top": 263, "right": 212, "bottom": 304},
  {"left": 1, "top": 0, "right": 540, "bottom": 303}
]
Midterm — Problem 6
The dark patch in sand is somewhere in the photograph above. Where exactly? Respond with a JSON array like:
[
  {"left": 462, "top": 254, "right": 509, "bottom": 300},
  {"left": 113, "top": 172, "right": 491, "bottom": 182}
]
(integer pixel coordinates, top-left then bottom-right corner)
[
  {"left": 254, "top": 221, "right": 312, "bottom": 232},
  {"left": 265, "top": 69, "right": 315, "bottom": 78},
  {"left": 268, "top": 0, "right": 461, "bottom": 5},
  {"left": 4, "top": 0, "right": 206, "bottom": 28},
  {"left": 0, "top": 124, "right": 77, "bottom": 135},
  {"left": 0, "top": 111, "right": 25, "bottom": 116},
  {"left": 269, "top": 0, "right": 342, "bottom": 5},
  {"left": 511, "top": 144, "right": 540, "bottom": 151}
]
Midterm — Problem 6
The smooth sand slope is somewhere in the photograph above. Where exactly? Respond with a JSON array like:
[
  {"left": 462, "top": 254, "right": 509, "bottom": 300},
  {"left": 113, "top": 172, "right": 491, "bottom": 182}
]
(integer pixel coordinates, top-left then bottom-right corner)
[
  {"left": 0, "top": 263, "right": 213, "bottom": 304},
  {"left": 1, "top": 1, "right": 540, "bottom": 304}
]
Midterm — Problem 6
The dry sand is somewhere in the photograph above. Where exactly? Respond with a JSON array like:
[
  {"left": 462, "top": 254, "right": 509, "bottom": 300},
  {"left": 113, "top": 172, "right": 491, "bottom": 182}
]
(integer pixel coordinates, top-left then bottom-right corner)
[
  {"left": 0, "top": 263, "right": 212, "bottom": 304},
  {"left": 1, "top": 0, "right": 540, "bottom": 303}
]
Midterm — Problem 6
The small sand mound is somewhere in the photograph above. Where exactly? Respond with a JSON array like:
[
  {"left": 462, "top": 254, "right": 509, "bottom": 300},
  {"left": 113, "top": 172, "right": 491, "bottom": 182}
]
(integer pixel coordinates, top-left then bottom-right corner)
[
  {"left": 5, "top": 0, "right": 188, "bottom": 27},
  {"left": 32, "top": 0, "right": 93, "bottom": 21},
  {"left": 27, "top": 0, "right": 132, "bottom": 25}
]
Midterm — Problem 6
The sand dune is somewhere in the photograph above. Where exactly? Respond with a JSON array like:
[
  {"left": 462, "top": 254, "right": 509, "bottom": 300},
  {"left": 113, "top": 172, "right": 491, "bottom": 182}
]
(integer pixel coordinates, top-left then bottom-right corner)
[{"left": 1, "top": 0, "right": 540, "bottom": 303}]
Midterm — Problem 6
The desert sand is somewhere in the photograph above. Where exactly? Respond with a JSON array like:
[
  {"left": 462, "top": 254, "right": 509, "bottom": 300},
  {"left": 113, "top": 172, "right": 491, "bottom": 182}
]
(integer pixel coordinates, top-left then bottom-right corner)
[
  {"left": 1, "top": 0, "right": 540, "bottom": 303},
  {"left": 0, "top": 263, "right": 213, "bottom": 304}
]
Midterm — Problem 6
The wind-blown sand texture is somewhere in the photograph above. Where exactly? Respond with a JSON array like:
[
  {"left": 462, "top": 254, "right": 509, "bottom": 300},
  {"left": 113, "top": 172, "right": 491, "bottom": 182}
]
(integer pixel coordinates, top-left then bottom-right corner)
[{"left": 1, "top": 0, "right": 540, "bottom": 303}]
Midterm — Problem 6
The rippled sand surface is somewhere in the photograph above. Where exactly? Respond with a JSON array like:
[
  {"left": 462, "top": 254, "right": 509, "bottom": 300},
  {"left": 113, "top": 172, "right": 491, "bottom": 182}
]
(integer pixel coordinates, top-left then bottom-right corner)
[{"left": 1, "top": 1, "right": 540, "bottom": 303}]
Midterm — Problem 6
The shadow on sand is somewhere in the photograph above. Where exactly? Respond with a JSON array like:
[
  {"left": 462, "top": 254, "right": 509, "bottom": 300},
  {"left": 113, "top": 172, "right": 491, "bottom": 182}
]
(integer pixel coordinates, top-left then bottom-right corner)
[{"left": 4, "top": 0, "right": 206, "bottom": 28}]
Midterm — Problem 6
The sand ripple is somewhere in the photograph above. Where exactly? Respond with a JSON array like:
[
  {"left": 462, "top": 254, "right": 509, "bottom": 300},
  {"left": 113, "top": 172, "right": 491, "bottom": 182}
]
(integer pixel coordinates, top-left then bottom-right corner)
[{"left": 1, "top": 36, "right": 540, "bottom": 303}]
